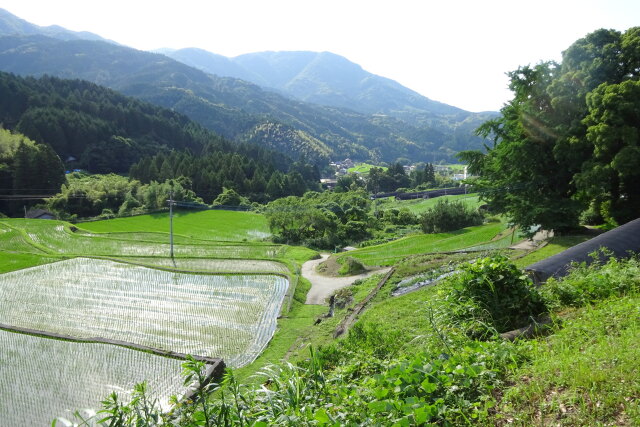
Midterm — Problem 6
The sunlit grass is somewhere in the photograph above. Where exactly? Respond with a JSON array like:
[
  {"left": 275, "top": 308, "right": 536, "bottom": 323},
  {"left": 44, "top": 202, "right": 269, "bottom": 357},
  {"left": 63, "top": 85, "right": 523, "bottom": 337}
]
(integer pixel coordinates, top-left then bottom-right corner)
[
  {"left": 0, "top": 218, "right": 291, "bottom": 262},
  {"left": 347, "top": 163, "right": 386, "bottom": 174},
  {"left": 512, "top": 234, "right": 595, "bottom": 268},
  {"left": 375, "top": 193, "right": 480, "bottom": 215},
  {"left": 498, "top": 293, "right": 640, "bottom": 425},
  {"left": 79, "top": 209, "right": 271, "bottom": 241},
  {"left": 338, "top": 221, "right": 506, "bottom": 266}
]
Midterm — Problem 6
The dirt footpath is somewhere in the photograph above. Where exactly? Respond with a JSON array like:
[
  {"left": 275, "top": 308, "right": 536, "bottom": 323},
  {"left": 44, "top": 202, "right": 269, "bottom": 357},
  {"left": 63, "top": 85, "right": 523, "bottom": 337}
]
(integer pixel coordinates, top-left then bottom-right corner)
[
  {"left": 303, "top": 254, "right": 392, "bottom": 305},
  {"left": 510, "top": 230, "right": 554, "bottom": 250}
]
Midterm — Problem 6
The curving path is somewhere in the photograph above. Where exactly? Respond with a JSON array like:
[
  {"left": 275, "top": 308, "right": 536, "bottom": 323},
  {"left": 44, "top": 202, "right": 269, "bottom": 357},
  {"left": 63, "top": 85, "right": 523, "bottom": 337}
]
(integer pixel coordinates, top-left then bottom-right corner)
[{"left": 303, "top": 254, "right": 392, "bottom": 305}]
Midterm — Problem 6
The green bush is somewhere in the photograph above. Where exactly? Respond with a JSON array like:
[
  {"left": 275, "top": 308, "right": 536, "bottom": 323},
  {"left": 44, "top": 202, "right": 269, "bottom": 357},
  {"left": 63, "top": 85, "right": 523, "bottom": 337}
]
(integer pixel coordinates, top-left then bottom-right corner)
[
  {"left": 99, "top": 208, "right": 115, "bottom": 219},
  {"left": 211, "top": 187, "right": 251, "bottom": 207},
  {"left": 338, "top": 256, "right": 367, "bottom": 275},
  {"left": 382, "top": 208, "right": 419, "bottom": 226},
  {"left": 442, "top": 256, "right": 547, "bottom": 338},
  {"left": 541, "top": 254, "right": 640, "bottom": 309},
  {"left": 579, "top": 199, "right": 606, "bottom": 226},
  {"left": 420, "top": 199, "right": 483, "bottom": 233}
]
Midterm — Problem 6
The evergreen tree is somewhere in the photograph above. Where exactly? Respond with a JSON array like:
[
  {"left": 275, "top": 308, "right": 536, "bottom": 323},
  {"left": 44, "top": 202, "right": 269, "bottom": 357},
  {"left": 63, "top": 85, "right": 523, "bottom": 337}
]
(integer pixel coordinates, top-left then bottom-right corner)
[
  {"left": 12, "top": 141, "right": 33, "bottom": 194},
  {"left": 460, "top": 27, "right": 640, "bottom": 231},
  {"left": 425, "top": 163, "right": 436, "bottom": 184}
]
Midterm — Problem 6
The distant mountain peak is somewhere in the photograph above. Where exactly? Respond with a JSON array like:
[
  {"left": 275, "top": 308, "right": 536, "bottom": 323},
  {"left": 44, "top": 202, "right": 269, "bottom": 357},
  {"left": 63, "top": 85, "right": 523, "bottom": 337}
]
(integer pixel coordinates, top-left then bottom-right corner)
[
  {"left": 166, "top": 48, "right": 467, "bottom": 120},
  {"left": 0, "top": 8, "right": 112, "bottom": 43}
]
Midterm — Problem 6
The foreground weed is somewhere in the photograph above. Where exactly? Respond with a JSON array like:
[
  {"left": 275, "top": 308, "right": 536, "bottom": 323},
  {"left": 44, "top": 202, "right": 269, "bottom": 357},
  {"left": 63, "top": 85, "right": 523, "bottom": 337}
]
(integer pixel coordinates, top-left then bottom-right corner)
[{"left": 438, "top": 256, "right": 547, "bottom": 339}]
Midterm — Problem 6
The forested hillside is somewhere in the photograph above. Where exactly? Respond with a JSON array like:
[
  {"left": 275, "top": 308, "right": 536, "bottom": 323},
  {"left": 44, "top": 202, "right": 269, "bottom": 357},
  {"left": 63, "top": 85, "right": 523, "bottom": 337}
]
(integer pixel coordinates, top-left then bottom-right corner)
[
  {"left": 129, "top": 149, "right": 321, "bottom": 204},
  {"left": 166, "top": 49, "right": 470, "bottom": 118},
  {"left": 0, "top": 72, "right": 323, "bottom": 215},
  {"left": 0, "top": 128, "right": 65, "bottom": 214},
  {"left": 0, "top": 11, "right": 490, "bottom": 164},
  {"left": 0, "top": 71, "right": 217, "bottom": 173}
]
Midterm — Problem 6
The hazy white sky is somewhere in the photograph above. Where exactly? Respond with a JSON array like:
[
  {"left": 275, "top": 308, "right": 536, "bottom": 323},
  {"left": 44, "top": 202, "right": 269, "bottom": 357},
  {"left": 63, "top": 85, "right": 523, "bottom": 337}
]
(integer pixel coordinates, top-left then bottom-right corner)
[{"left": 0, "top": 0, "right": 638, "bottom": 112}]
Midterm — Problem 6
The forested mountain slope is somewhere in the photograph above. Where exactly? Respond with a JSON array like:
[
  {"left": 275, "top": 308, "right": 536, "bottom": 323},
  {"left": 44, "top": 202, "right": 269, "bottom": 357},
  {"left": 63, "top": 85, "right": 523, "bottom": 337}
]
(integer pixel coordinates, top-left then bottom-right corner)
[
  {"left": 166, "top": 49, "right": 498, "bottom": 153},
  {"left": 168, "top": 49, "right": 474, "bottom": 120},
  {"left": 0, "top": 72, "right": 325, "bottom": 214},
  {"left": 0, "top": 12, "right": 488, "bottom": 164},
  {"left": 0, "top": 71, "right": 291, "bottom": 174}
]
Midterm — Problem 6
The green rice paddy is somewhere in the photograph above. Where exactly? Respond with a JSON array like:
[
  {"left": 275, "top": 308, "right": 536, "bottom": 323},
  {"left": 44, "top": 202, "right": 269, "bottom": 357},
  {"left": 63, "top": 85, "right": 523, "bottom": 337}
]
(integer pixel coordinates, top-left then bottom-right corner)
[{"left": 79, "top": 209, "right": 270, "bottom": 241}]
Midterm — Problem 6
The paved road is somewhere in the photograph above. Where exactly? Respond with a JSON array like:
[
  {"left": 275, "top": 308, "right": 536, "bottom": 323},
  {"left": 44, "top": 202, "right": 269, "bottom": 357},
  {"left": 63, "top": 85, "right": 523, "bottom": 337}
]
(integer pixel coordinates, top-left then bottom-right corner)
[{"left": 303, "top": 254, "right": 391, "bottom": 305}]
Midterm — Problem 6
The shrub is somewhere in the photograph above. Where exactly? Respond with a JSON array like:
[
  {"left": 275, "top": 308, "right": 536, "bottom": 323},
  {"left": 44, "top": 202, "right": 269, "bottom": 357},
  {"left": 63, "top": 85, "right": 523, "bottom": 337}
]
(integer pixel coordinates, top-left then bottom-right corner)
[
  {"left": 420, "top": 199, "right": 483, "bottom": 233},
  {"left": 331, "top": 287, "right": 354, "bottom": 308},
  {"left": 579, "top": 201, "right": 604, "bottom": 225},
  {"left": 541, "top": 254, "right": 640, "bottom": 309},
  {"left": 382, "top": 208, "right": 419, "bottom": 226},
  {"left": 99, "top": 208, "right": 115, "bottom": 219},
  {"left": 442, "top": 256, "right": 547, "bottom": 338},
  {"left": 339, "top": 256, "right": 367, "bottom": 275},
  {"left": 211, "top": 187, "right": 251, "bottom": 207}
]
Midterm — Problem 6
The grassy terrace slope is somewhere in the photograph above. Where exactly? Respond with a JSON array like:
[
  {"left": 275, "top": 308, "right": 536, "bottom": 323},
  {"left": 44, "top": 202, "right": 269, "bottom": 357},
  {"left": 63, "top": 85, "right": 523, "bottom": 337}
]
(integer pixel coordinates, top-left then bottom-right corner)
[
  {"left": 337, "top": 220, "right": 508, "bottom": 266},
  {"left": 79, "top": 209, "right": 270, "bottom": 241},
  {"left": 376, "top": 193, "right": 481, "bottom": 215}
]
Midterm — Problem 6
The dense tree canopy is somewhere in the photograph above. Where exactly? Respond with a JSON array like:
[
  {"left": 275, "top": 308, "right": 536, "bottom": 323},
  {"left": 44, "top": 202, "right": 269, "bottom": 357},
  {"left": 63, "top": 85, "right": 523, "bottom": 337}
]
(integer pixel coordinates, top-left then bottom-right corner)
[
  {"left": 0, "top": 129, "right": 65, "bottom": 215},
  {"left": 46, "top": 173, "right": 201, "bottom": 219},
  {"left": 366, "top": 163, "right": 410, "bottom": 193},
  {"left": 265, "top": 190, "right": 371, "bottom": 248},
  {"left": 461, "top": 27, "right": 640, "bottom": 232},
  {"left": 129, "top": 149, "right": 320, "bottom": 204},
  {"left": 0, "top": 72, "right": 217, "bottom": 174}
]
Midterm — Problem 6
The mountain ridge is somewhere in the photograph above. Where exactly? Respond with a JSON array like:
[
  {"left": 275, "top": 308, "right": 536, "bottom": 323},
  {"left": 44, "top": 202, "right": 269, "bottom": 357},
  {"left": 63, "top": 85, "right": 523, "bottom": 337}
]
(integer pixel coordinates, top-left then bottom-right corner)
[
  {"left": 0, "top": 8, "right": 111, "bottom": 43},
  {"left": 0, "top": 8, "right": 494, "bottom": 164},
  {"left": 167, "top": 48, "right": 473, "bottom": 121}
]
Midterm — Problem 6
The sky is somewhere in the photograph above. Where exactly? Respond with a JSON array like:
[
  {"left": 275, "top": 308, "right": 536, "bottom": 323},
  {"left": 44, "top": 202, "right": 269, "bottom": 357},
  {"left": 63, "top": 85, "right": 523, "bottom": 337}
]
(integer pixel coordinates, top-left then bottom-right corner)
[{"left": 0, "top": 0, "right": 638, "bottom": 112}]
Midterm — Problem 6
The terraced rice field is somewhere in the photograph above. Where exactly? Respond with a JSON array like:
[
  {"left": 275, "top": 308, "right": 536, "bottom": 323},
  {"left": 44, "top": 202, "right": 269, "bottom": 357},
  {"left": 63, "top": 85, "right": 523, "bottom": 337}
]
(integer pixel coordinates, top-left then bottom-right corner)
[
  {"left": 116, "top": 256, "right": 290, "bottom": 274},
  {"left": 0, "top": 211, "right": 314, "bottom": 423},
  {"left": 0, "top": 258, "right": 288, "bottom": 367},
  {"left": 1, "top": 219, "right": 285, "bottom": 260},
  {"left": 0, "top": 330, "right": 186, "bottom": 425},
  {"left": 78, "top": 209, "right": 270, "bottom": 241},
  {"left": 0, "top": 257, "right": 289, "bottom": 424}
]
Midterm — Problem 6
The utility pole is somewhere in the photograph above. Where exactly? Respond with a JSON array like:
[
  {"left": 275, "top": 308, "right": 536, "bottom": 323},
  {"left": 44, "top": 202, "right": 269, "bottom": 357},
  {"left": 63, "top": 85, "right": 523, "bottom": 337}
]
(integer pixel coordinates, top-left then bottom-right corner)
[{"left": 167, "top": 191, "right": 175, "bottom": 258}]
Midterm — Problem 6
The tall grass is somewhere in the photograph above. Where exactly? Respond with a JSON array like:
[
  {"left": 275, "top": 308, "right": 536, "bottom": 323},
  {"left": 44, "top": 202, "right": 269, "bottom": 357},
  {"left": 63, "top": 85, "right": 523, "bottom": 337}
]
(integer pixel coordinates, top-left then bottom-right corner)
[{"left": 498, "top": 293, "right": 640, "bottom": 425}]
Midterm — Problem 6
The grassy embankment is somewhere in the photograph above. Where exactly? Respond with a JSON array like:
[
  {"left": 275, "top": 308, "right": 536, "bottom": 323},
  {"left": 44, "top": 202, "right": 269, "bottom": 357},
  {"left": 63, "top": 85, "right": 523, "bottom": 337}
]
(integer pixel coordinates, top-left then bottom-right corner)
[
  {"left": 335, "top": 220, "right": 510, "bottom": 267},
  {"left": 313, "top": 255, "right": 640, "bottom": 425},
  {"left": 375, "top": 192, "right": 480, "bottom": 214},
  {"left": 512, "top": 234, "right": 595, "bottom": 268}
]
